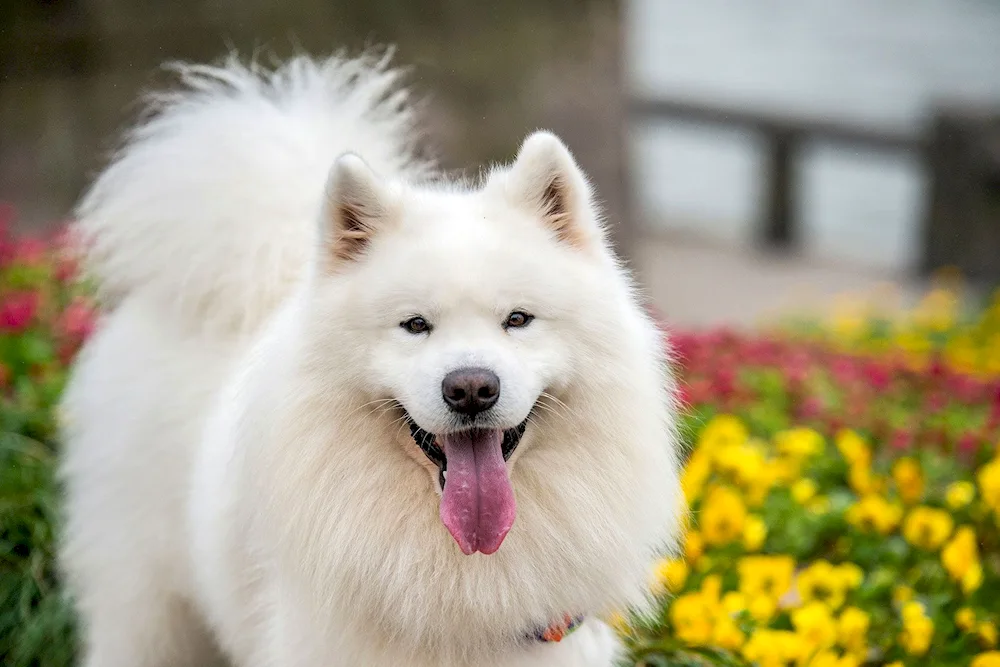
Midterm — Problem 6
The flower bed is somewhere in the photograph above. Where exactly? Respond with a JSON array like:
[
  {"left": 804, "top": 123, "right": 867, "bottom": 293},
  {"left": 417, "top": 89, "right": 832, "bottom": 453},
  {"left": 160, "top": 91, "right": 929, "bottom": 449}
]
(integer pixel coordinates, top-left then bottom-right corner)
[{"left": 0, "top": 207, "right": 997, "bottom": 666}]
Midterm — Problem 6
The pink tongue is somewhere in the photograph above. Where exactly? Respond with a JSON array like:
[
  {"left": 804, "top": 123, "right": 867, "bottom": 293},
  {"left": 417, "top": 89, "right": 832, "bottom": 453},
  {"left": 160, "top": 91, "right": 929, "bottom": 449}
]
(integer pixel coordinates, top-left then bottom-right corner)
[{"left": 439, "top": 429, "right": 516, "bottom": 555}]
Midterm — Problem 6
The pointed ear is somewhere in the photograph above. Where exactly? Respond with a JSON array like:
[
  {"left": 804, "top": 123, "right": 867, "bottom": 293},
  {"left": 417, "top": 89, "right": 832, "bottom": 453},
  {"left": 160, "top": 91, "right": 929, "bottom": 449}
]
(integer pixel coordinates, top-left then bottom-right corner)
[
  {"left": 504, "top": 131, "right": 600, "bottom": 250},
  {"left": 321, "top": 154, "right": 393, "bottom": 266}
]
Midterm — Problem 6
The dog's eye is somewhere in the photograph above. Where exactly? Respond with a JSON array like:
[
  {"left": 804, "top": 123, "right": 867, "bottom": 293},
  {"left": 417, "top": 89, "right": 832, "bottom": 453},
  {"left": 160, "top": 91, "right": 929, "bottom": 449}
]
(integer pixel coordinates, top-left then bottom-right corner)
[
  {"left": 401, "top": 316, "right": 431, "bottom": 334},
  {"left": 503, "top": 310, "right": 534, "bottom": 329}
]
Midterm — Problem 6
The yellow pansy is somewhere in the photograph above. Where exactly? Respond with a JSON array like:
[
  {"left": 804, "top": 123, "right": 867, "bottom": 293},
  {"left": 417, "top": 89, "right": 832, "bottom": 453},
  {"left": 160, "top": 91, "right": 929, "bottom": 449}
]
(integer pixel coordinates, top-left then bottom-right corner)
[
  {"left": 775, "top": 427, "right": 825, "bottom": 460},
  {"left": 651, "top": 557, "right": 688, "bottom": 594},
  {"left": 946, "top": 480, "right": 976, "bottom": 510},
  {"left": 698, "top": 414, "right": 749, "bottom": 451},
  {"left": 809, "top": 651, "right": 860, "bottom": 667},
  {"left": 669, "top": 591, "right": 715, "bottom": 645},
  {"left": 837, "top": 606, "right": 870, "bottom": 655},
  {"left": 957, "top": 607, "right": 978, "bottom": 632},
  {"left": 749, "top": 595, "right": 778, "bottom": 623},
  {"left": 982, "top": 622, "right": 999, "bottom": 649},
  {"left": 978, "top": 457, "right": 1000, "bottom": 513},
  {"left": 738, "top": 555, "right": 795, "bottom": 602},
  {"left": 846, "top": 495, "right": 902, "bottom": 534},
  {"left": 836, "top": 429, "right": 871, "bottom": 468},
  {"left": 684, "top": 530, "right": 704, "bottom": 565},
  {"left": 742, "top": 514, "right": 767, "bottom": 551},
  {"left": 892, "top": 457, "right": 924, "bottom": 505},
  {"left": 892, "top": 585, "right": 914, "bottom": 605},
  {"left": 700, "top": 485, "right": 747, "bottom": 546},
  {"left": 712, "top": 613, "right": 746, "bottom": 651},
  {"left": 796, "top": 561, "right": 862, "bottom": 610},
  {"left": 606, "top": 611, "right": 631, "bottom": 636},
  {"left": 899, "top": 602, "right": 934, "bottom": 656},
  {"left": 681, "top": 449, "right": 712, "bottom": 503},
  {"left": 721, "top": 591, "right": 747, "bottom": 614},
  {"left": 942, "top": 526, "right": 982, "bottom": 593},
  {"left": 902, "top": 506, "right": 954, "bottom": 550},
  {"left": 792, "top": 601, "right": 838, "bottom": 651},
  {"left": 792, "top": 478, "right": 818, "bottom": 504},
  {"left": 972, "top": 652, "right": 1000, "bottom": 667},
  {"left": 742, "top": 629, "right": 806, "bottom": 667}
]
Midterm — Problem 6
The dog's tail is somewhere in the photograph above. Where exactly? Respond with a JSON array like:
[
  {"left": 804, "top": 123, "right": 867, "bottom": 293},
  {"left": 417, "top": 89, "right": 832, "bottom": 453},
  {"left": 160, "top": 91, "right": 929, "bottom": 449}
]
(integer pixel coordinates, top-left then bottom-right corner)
[{"left": 75, "top": 52, "right": 432, "bottom": 335}]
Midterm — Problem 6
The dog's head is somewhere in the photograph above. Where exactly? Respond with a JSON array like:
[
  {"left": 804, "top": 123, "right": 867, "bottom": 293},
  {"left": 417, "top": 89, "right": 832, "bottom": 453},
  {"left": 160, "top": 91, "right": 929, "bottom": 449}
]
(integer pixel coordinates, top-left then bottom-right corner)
[{"left": 303, "top": 132, "right": 646, "bottom": 556}]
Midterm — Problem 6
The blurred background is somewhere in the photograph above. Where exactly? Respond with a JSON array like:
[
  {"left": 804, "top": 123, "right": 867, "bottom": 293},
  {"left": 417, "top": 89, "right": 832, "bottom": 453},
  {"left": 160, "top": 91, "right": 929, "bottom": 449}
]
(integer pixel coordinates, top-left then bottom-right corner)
[{"left": 2, "top": 0, "right": 999, "bottom": 327}]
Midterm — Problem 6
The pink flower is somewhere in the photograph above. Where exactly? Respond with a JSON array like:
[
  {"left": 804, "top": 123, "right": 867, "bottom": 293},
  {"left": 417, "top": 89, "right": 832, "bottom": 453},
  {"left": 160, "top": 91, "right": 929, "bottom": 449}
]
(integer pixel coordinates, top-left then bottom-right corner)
[
  {"left": 0, "top": 291, "right": 39, "bottom": 332},
  {"left": 58, "top": 298, "right": 96, "bottom": 342},
  {"left": 889, "top": 427, "right": 914, "bottom": 451}
]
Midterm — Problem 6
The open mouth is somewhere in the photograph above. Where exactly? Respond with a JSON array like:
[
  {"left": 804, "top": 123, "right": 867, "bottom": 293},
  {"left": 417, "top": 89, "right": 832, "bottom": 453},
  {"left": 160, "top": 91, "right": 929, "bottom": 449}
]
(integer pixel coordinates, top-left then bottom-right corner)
[
  {"left": 405, "top": 412, "right": 529, "bottom": 555},
  {"left": 406, "top": 416, "right": 529, "bottom": 491}
]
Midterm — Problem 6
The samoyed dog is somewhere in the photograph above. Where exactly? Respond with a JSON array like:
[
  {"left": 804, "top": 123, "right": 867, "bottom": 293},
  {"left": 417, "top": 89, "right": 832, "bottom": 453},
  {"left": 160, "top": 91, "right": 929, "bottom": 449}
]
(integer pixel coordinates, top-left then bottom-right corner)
[{"left": 59, "top": 52, "right": 682, "bottom": 667}]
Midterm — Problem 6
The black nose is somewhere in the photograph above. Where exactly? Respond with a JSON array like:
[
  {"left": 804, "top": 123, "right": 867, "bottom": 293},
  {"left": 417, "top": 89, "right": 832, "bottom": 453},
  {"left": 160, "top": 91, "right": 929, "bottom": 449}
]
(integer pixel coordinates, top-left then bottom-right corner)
[{"left": 442, "top": 367, "right": 500, "bottom": 416}]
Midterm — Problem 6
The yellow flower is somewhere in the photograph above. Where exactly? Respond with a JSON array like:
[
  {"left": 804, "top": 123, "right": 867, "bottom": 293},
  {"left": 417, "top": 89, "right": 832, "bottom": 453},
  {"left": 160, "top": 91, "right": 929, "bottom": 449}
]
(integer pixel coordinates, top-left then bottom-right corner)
[
  {"left": 892, "top": 457, "right": 924, "bottom": 505},
  {"left": 796, "top": 561, "right": 863, "bottom": 610},
  {"left": 836, "top": 430, "right": 871, "bottom": 468},
  {"left": 792, "top": 478, "right": 819, "bottom": 504},
  {"left": 809, "top": 652, "right": 859, "bottom": 667},
  {"left": 669, "top": 592, "right": 715, "bottom": 645},
  {"left": 606, "top": 611, "right": 631, "bottom": 636},
  {"left": 964, "top": 562, "right": 985, "bottom": 595},
  {"left": 972, "top": 652, "right": 1000, "bottom": 667},
  {"left": 979, "top": 458, "right": 1000, "bottom": 513},
  {"left": 809, "top": 495, "right": 831, "bottom": 515},
  {"left": 847, "top": 464, "right": 884, "bottom": 496},
  {"left": 749, "top": 595, "right": 778, "bottom": 623},
  {"left": 721, "top": 591, "right": 747, "bottom": 614},
  {"left": 738, "top": 555, "right": 796, "bottom": 602},
  {"left": 712, "top": 613, "right": 746, "bottom": 651},
  {"left": 742, "top": 629, "right": 806, "bottom": 667},
  {"left": 684, "top": 530, "right": 704, "bottom": 565},
  {"left": 652, "top": 557, "right": 688, "bottom": 594},
  {"left": 982, "top": 622, "right": 999, "bottom": 649},
  {"left": 942, "top": 526, "right": 982, "bottom": 592},
  {"left": 885, "top": 662, "right": 904, "bottom": 667},
  {"left": 957, "top": 607, "right": 978, "bottom": 632},
  {"left": 899, "top": 602, "right": 934, "bottom": 656},
  {"left": 743, "top": 514, "right": 767, "bottom": 551},
  {"left": 699, "top": 414, "right": 749, "bottom": 452},
  {"left": 700, "top": 486, "right": 747, "bottom": 546},
  {"left": 846, "top": 495, "right": 902, "bottom": 534},
  {"left": 902, "top": 506, "right": 954, "bottom": 550},
  {"left": 837, "top": 607, "right": 870, "bottom": 655},
  {"left": 775, "top": 427, "right": 824, "bottom": 460},
  {"left": 681, "top": 450, "right": 712, "bottom": 503},
  {"left": 792, "top": 601, "right": 838, "bottom": 651},
  {"left": 946, "top": 481, "right": 976, "bottom": 510},
  {"left": 892, "top": 585, "right": 914, "bottom": 605}
]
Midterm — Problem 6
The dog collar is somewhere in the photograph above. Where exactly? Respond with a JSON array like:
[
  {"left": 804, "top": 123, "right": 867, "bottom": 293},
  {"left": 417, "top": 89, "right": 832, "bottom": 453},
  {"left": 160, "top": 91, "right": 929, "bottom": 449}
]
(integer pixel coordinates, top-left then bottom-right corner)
[{"left": 530, "top": 614, "right": 585, "bottom": 643}]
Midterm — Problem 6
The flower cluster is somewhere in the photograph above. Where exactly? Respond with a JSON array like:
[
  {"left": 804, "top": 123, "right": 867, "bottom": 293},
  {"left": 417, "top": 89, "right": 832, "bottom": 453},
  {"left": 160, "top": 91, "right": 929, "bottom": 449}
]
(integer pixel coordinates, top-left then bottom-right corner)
[
  {"left": 0, "top": 205, "right": 93, "bottom": 666},
  {"left": 619, "top": 413, "right": 1000, "bottom": 666}
]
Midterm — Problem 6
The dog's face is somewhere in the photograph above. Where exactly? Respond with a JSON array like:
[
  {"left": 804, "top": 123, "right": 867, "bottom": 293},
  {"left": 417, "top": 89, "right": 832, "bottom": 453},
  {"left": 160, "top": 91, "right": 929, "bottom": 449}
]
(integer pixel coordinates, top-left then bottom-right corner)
[{"left": 309, "top": 133, "right": 623, "bottom": 555}]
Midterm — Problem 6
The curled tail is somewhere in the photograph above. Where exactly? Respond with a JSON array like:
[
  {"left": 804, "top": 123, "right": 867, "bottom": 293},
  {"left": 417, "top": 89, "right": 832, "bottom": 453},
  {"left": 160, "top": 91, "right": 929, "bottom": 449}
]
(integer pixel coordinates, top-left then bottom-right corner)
[{"left": 75, "top": 52, "right": 433, "bottom": 335}]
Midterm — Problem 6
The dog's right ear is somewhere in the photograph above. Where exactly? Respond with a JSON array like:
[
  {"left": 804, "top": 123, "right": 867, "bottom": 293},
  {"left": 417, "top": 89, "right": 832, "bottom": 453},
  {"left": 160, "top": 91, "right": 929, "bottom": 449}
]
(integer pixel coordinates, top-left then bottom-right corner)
[{"left": 321, "top": 154, "right": 393, "bottom": 267}]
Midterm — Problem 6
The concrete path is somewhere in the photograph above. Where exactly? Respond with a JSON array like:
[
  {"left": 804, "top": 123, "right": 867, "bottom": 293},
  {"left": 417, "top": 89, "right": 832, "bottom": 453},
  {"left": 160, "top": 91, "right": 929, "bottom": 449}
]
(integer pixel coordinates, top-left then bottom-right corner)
[{"left": 631, "top": 231, "right": 941, "bottom": 329}]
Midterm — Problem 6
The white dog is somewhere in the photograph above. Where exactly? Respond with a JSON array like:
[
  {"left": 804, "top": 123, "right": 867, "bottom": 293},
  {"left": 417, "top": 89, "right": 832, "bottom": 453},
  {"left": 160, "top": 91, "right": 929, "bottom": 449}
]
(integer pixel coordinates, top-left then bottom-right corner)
[{"left": 58, "top": 52, "right": 682, "bottom": 667}]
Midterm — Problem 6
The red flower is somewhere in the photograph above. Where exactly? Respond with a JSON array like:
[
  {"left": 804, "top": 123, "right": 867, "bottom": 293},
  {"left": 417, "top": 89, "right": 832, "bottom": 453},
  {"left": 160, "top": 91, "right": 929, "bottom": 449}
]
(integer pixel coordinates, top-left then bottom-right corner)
[
  {"left": 0, "top": 291, "right": 39, "bottom": 332},
  {"left": 58, "top": 298, "right": 96, "bottom": 342}
]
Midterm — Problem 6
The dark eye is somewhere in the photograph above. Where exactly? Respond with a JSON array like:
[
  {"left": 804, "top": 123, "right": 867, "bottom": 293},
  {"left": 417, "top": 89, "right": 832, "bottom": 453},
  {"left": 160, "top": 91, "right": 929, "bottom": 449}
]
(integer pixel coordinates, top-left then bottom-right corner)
[
  {"left": 504, "top": 310, "right": 534, "bottom": 329},
  {"left": 401, "top": 316, "right": 431, "bottom": 334}
]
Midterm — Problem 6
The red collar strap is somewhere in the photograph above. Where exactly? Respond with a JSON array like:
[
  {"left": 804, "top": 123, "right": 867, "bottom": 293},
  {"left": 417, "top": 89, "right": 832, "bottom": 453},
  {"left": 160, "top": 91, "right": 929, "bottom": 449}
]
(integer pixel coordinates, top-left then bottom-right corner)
[{"left": 530, "top": 614, "right": 585, "bottom": 643}]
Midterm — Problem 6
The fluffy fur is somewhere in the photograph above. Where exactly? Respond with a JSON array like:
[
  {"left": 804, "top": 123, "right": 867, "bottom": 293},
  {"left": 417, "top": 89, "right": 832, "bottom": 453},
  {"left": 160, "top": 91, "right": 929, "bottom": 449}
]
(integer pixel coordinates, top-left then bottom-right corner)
[{"left": 59, "top": 52, "right": 682, "bottom": 667}]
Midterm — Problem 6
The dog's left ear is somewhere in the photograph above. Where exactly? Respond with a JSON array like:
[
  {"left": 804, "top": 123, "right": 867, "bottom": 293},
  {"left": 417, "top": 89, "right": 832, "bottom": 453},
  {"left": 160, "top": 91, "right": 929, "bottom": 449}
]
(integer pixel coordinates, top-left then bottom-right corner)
[{"left": 503, "top": 131, "right": 602, "bottom": 251}]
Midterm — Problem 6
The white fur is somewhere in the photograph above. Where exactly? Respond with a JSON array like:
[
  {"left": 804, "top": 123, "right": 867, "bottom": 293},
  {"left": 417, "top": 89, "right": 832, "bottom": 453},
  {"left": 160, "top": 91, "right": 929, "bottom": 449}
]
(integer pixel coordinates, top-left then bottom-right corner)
[{"left": 59, "top": 53, "right": 682, "bottom": 667}]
